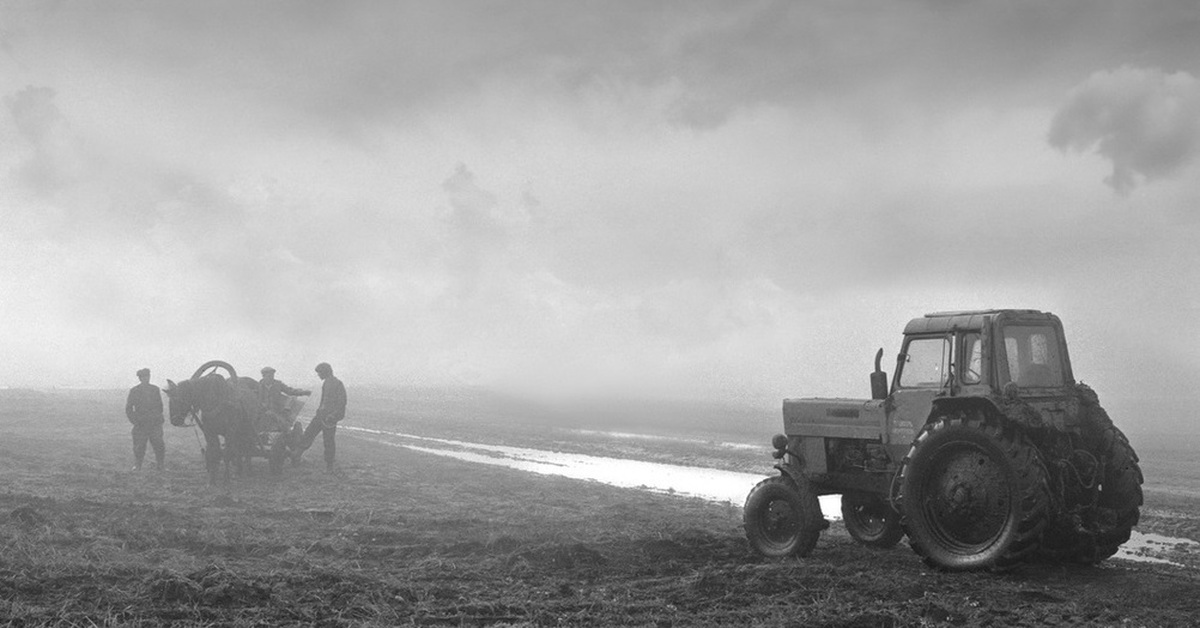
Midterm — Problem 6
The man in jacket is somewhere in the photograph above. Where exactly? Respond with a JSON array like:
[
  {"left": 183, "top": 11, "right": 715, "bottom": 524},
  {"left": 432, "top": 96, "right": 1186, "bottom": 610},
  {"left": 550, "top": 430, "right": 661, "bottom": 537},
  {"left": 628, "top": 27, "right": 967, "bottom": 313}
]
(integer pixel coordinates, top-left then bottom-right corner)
[
  {"left": 297, "top": 362, "right": 347, "bottom": 472},
  {"left": 258, "top": 366, "right": 310, "bottom": 432},
  {"left": 125, "top": 367, "right": 165, "bottom": 471}
]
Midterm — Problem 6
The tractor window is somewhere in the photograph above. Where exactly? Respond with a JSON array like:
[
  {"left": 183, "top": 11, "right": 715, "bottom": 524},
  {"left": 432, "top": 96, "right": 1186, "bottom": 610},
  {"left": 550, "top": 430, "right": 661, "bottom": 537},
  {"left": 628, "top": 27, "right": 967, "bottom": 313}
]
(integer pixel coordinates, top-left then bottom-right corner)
[
  {"left": 961, "top": 333, "right": 983, "bottom": 384},
  {"left": 898, "top": 337, "right": 951, "bottom": 388},
  {"left": 999, "top": 325, "right": 1064, "bottom": 388}
]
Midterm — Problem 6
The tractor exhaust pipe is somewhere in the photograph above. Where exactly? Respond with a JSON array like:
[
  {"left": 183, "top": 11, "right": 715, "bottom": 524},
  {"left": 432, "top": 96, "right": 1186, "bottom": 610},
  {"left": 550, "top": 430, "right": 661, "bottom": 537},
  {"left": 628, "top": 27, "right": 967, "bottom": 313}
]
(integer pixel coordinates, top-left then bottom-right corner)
[{"left": 870, "top": 347, "right": 888, "bottom": 400}]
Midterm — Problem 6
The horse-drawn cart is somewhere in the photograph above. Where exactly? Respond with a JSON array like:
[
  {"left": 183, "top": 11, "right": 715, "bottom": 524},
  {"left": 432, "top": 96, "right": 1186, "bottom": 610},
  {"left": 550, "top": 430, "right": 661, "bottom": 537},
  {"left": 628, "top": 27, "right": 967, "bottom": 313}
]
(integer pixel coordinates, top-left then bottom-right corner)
[{"left": 166, "top": 360, "right": 308, "bottom": 480}]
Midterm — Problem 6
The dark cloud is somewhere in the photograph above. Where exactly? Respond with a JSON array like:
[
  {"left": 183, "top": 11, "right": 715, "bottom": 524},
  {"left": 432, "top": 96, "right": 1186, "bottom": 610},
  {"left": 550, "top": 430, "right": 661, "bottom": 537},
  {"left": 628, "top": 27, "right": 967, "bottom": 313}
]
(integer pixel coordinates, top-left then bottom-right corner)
[{"left": 1049, "top": 65, "right": 1200, "bottom": 193}]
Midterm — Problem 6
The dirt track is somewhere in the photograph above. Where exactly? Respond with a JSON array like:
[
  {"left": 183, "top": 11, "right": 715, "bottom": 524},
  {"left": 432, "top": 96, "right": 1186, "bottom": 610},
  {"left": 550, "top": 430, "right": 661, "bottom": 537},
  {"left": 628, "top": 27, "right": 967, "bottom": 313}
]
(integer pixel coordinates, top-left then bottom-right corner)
[{"left": 1, "top": 388, "right": 1198, "bottom": 626}]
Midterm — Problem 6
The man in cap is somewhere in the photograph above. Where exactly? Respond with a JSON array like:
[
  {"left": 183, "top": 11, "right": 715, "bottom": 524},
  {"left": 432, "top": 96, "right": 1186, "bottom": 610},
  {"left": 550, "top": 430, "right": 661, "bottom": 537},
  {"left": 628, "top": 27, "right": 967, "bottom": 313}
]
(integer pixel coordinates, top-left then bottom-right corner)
[
  {"left": 297, "top": 362, "right": 347, "bottom": 472},
  {"left": 125, "top": 368, "right": 165, "bottom": 471},
  {"left": 258, "top": 366, "right": 310, "bottom": 432}
]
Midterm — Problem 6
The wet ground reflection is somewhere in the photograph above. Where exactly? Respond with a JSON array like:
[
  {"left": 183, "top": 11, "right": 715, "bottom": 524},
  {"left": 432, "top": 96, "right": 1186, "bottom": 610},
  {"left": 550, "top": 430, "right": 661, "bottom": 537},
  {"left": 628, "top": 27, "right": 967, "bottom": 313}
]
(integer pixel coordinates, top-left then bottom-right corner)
[{"left": 345, "top": 425, "right": 836, "bottom": 509}]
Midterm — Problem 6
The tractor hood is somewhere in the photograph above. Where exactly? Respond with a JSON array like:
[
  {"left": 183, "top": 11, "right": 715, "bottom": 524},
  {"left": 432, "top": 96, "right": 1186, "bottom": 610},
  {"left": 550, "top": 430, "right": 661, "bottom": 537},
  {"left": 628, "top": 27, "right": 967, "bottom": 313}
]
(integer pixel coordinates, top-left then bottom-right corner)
[{"left": 782, "top": 397, "right": 885, "bottom": 440}]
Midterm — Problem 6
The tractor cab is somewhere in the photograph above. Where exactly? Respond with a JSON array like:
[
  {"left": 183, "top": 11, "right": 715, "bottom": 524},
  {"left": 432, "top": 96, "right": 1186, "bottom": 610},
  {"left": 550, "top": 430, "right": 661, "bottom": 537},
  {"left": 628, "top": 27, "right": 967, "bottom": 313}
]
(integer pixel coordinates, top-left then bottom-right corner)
[
  {"left": 880, "top": 309, "right": 1073, "bottom": 394},
  {"left": 874, "top": 310, "right": 1078, "bottom": 444}
]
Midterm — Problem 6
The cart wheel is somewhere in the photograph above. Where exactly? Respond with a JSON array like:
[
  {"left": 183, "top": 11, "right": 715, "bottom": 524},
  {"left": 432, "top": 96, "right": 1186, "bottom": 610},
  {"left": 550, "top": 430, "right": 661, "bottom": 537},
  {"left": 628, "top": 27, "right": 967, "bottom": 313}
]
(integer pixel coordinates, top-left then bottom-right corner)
[{"left": 191, "top": 360, "right": 239, "bottom": 381}]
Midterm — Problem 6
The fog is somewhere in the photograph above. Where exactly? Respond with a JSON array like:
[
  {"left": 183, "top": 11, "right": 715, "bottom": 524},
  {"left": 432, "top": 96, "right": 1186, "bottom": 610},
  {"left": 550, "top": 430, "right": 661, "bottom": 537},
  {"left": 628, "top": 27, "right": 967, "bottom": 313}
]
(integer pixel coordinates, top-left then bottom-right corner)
[{"left": 2, "top": 2, "right": 1199, "bottom": 434}]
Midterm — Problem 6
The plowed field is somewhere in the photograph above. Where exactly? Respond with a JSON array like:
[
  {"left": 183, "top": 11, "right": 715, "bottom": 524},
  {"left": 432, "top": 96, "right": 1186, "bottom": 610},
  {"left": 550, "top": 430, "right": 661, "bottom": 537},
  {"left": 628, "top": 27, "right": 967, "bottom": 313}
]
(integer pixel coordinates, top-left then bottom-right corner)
[{"left": 1, "top": 388, "right": 1197, "bottom": 627}]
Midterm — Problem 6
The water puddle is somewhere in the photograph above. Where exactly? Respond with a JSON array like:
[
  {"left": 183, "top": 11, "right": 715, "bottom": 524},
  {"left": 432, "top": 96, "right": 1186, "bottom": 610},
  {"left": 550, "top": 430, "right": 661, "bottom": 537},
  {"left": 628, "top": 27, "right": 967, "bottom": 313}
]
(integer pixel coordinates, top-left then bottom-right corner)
[
  {"left": 1117, "top": 531, "right": 1199, "bottom": 566},
  {"left": 345, "top": 425, "right": 1196, "bottom": 568}
]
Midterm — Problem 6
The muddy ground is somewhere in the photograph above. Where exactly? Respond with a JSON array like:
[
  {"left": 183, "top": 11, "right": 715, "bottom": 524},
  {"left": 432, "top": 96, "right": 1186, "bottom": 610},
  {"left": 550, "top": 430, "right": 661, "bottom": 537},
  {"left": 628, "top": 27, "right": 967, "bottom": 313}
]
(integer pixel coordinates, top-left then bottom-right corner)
[{"left": 1, "top": 388, "right": 1198, "bottom": 627}]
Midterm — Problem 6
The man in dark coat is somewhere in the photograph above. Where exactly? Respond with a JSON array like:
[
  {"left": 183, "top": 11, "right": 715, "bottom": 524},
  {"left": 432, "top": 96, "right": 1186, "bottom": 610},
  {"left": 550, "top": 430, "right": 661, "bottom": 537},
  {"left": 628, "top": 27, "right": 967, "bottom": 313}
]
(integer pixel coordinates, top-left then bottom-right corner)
[
  {"left": 298, "top": 362, "right": 346, "bottom": 472},
  {"left": 125, "top": 367, "right": 165, "bottom": 471}
]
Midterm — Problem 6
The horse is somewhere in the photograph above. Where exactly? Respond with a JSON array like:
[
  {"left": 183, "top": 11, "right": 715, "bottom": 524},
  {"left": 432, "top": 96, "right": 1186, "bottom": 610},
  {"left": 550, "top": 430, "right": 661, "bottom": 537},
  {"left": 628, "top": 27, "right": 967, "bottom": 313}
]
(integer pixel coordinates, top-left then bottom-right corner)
[{"left": 164, "top": 372, "right": 259, "bottom": 484}]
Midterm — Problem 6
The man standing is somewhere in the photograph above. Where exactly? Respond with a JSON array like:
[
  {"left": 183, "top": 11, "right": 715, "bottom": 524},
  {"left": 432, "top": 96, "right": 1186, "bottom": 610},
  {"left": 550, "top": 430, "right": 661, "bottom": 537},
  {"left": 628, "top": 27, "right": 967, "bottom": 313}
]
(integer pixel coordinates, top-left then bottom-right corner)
[
  {"left": 298, "top": 362, "right": 346, "bottom": 472},
  {"left": 258, "top": 366, "right": 310, "bottom": 432},
  {"left": 125, "top": 368, "right": 165, "bottom": 471}
]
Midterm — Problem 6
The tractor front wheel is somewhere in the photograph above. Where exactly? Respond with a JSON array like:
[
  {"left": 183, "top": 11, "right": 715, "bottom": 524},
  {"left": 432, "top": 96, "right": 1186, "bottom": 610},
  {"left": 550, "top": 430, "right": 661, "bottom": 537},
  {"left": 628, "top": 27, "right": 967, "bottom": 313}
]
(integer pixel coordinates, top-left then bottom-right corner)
[
  {"left": 842, "top": 491, "right": 904, "bottom": 549},
  {"left": 899, "top": 414, "right": 1049, "bottom": 571},
  {"left": 744, "top": 475, "right": 824, "bottom": 558}
]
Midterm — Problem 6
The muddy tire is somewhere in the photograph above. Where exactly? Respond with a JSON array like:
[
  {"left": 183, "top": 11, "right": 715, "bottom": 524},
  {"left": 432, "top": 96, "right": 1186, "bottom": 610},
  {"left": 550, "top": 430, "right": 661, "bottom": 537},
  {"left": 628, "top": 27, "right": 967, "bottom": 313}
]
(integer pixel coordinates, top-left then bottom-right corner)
[
  {"left": 842, "top": 492, "right": 904, "bottom": 549},
  {"left": 1090, "top": 422, "right": 1143, "bottom": 558},
  {"left": 899, "top": 414, "right": 1049, "bottom": 571},
  {"left": 744, "top": 475, "right": 824, "bottom": 558},
  {"left": 1042, "top": 395, "right": 1143, "bottom": 563}
]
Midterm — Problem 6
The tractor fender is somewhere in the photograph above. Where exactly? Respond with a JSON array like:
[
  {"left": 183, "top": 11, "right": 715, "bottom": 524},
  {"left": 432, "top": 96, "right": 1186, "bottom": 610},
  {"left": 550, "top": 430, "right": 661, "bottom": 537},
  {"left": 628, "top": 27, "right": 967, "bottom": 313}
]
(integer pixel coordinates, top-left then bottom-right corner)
[
  {"left": 929, "top": 395, "right": 1050, "bottom": 434},
  {"left": 928, "top": 397, "right": 1004, "bottom": 425},
  {"left": 773, "top": 460, "right": 807, "bottom": 487}
]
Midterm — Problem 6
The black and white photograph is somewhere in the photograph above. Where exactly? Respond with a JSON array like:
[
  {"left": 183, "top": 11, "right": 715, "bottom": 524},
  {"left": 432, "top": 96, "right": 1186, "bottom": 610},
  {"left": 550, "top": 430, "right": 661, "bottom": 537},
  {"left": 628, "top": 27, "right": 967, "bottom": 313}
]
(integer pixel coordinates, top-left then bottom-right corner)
[{"left": 1, "top": 1, "right": 1198, "bottom": 625}]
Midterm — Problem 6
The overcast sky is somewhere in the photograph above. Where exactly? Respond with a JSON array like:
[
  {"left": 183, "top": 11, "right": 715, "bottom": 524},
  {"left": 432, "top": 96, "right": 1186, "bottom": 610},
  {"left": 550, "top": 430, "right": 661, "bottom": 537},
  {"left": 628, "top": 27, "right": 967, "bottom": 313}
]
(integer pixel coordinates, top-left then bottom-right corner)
[{"left": 2, "top": 1, "right": 1198, "bottom": 430}]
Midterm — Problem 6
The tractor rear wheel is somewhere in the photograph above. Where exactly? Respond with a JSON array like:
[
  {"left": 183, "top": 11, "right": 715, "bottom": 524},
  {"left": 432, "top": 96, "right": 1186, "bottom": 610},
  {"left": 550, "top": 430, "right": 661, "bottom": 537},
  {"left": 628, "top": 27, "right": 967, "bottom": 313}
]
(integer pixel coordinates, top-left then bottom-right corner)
[
  {"left": 841, "top": 492, "right": 904, "bottom": 549},
  {"left": 899, "top": 413, "right": 1049, "bottom": 571},
  {"left": 1042, "top": 401, "right": 1143, "bottom": 563},
  {"left": 744, "top": 475, "right": 824, "bottom": 558},
  {"left": 1089, "top": 422, "right": 1143, "bottom": 560}
]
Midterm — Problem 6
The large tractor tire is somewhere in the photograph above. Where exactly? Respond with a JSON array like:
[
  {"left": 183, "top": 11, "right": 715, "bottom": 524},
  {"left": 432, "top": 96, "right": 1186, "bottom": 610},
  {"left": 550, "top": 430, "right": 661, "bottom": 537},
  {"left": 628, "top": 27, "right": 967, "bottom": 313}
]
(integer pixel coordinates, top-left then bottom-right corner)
[
  {"left": 1090, "top": 422, "right": 1143, "bottom": 559},
  {"left": 744, "top": 475, "right": 824, "bottom": 558},
  {"left": 841, "top": 492, "right": 904, "bottom": 549},
  {"left": 899, "top": 413, "right": 1049, "bottom": 571},
  {"left": 1042, "top": 395, "right": 1143, "bottom": 563}
]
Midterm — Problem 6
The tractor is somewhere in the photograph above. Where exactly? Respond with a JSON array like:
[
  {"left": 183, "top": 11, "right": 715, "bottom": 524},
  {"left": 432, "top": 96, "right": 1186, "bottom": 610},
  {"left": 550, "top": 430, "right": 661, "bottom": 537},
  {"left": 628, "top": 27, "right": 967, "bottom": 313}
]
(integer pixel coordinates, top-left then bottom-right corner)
[{"left": 744, "top": 309, "right": 1143, "bottom": 570}]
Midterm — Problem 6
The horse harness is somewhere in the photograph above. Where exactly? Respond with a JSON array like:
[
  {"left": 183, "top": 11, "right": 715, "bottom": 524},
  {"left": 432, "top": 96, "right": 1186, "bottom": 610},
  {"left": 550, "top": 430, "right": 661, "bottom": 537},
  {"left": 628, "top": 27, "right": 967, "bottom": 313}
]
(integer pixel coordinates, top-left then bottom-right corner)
[{"left": 183, "top": 407, "right": 206, "bottom": 456}]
